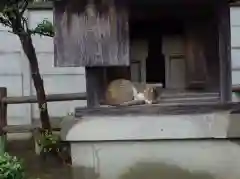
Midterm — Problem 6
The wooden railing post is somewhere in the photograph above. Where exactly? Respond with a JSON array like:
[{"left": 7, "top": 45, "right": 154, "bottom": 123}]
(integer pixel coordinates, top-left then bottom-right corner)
[{"left": 0, "top": 87, "right": 7, "bottom": 154}]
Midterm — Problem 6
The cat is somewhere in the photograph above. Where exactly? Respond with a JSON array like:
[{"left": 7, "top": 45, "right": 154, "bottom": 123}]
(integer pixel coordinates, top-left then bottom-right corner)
[{"left": 105, "top": 79, "right": 158, "bottom": 106}]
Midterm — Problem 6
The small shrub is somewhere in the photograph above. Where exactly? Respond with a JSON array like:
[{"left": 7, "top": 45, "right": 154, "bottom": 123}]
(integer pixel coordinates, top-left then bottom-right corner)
[
  {"left": 0, "top": 153, "right": 25, "bottom": 179},
  {"left": 37, "top": 130, "right": 60, "bottom": 154},
  {"left": 36, "top": 129, "right": 71, "bottom": 165}
]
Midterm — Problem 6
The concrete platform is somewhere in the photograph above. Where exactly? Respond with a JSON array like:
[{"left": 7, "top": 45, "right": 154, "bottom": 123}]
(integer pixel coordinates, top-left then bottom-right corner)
[{"left": 60, "top": 109, "right": 240, "bottom": 179}]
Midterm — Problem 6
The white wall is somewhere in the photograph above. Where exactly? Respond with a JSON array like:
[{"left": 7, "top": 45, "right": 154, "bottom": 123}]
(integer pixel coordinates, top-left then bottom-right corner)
[
  {"left": 0, "top": 8, "right": 86, "bottom": 125},
  {"left": 230, "top": 6, "right": 240, "bottom": 101},
  {"left": 231, "top": 6, "right": 240, "bottom": 86}
]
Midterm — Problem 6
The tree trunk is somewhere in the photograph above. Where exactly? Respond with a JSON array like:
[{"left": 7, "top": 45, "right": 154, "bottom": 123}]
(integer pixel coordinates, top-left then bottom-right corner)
[{"left": 19, "top": 33, "right": 51, "bottom": 131}]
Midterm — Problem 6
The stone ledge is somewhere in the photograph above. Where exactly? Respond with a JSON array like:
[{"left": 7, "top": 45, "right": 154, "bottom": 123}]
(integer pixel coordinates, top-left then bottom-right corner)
[
  {"left": 75, "top": 102, "right": 240, "bottom": 117},
  {"left": 60, "top": 111, "right": 240, "bottom": 141}
]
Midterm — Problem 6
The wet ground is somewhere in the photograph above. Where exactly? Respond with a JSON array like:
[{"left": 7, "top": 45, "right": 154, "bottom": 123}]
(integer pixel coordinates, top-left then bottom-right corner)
[{"left": 7, "top": 137, "right": 72, "bottom": 179}]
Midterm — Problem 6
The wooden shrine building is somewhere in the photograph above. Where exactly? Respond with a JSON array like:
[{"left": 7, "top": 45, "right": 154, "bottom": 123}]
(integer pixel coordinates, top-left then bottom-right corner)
[
  {"left": 55, "top": 1, "right": 240, "bottom": 177},
  {"left": 53, "top": 0, "right": 236, "bottom": 109}
]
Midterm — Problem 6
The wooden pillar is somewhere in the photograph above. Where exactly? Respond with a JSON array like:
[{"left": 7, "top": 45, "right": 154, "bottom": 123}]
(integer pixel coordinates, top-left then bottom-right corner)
[
  {"left": 86, "top": 67, "right": 106, "bottom": 108},
  {"left": 0, "top": 87, "right": 7, "bottom": 154},
  {"left": 217, "top": 0, "right": 232, "bottom": 103}
]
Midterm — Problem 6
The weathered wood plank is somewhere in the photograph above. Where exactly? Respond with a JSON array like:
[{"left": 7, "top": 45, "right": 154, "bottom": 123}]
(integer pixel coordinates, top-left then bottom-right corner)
[
  {"left": 185, "top": 21, "right": 208, "bottom": 89},
  {"left": 54, "top": 0, "right": 129, "bottom": 67},
  {"left": 204, "top": 17, "right": 220, "bottom": 91},
  {"left": 232, "top": 85, "right": 240, "bottom": 92},
  {"left": 217, "top": 0, "right": 232, "bottom": 103},
  {"left": 0, "top": 88, "right": 7, "bottom": 137},
  {"left": 86, "top": 67, "right": 105, "bottom": 107},
  {"left": 3, "top": 117, "right": 63, "bottom": 133},
  {"left": 3, "top": 125, "right": 61, "bottom": 133}
]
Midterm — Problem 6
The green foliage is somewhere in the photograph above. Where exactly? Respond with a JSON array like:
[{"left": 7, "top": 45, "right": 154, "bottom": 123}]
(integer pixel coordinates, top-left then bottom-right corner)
[
  {"left": 36, "top": 129, "right": 72, "bottom": 165},
  {"left": 0, "top": 153, "right": 25, "bottom": 179},
  {"left": 32, "top": 19, "right": 54, "bottom": 37},
  {"left": 0, "top": 0, "right": 54, "bottom": 37},
  {"left": 37, "top": 130, "right": 60, "bottom": 154}
]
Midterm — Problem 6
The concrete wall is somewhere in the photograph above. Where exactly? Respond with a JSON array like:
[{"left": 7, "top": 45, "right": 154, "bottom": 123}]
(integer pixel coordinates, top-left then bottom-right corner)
[{"left": 0, "top": 7, "right": 86, "bottom": 125}]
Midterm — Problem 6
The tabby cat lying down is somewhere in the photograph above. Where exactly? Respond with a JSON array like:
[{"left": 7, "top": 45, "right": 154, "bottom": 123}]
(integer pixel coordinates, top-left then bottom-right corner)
[{"left": 105, "top": 79, "right": 159, "bottom": 106}]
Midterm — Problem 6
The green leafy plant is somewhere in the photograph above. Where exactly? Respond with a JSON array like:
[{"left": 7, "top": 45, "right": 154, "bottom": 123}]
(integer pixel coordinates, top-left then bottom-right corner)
[
  {"left": 37, "top": 130, "right": 60, "bottom": 154},
  {"left": 31, "top": 19, "right": 54, "bottom": 37},
  {"left": 35, "top": 129, "right": 72, "bottom": 165},
  {"left": 0, "top": 153, "right": 25, "bottom": 179}
]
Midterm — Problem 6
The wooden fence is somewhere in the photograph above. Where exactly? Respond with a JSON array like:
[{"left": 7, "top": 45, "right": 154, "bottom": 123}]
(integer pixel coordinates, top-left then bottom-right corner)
[{"left": 0, "top": 87, "right": 86, "bottom": 136}]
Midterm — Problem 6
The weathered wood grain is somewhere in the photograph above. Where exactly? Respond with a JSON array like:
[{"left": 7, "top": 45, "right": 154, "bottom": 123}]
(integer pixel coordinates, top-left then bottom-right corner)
[
  {"left": 3, "top": 117, "right": 63, "bottom": 133},
  {"left": 185, "top": 21, "right": 208, "bottom": 89},
  {"left": 0, "top": 88, "right": 7, "bottom": 136},
  {"left": 85, "top": 67, "right": 105, "bottom": 107},
  {"left": 54, "top": 0, "right": 129, "bottom": 67},
  {"left": 217, "top": 0, "right": 232, "bottom": 103},
  {"left": 75, "top": 102, "right": 240, "bottom": 117}
]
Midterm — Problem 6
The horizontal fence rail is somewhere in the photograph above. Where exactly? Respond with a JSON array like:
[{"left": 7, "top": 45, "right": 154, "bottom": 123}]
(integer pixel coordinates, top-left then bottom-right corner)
[
  {"left": 2, "top": 92, "right": 86, "bottom": 104},
  {"left": 0, "top": 87, "right": 87, "bottom": 138}
]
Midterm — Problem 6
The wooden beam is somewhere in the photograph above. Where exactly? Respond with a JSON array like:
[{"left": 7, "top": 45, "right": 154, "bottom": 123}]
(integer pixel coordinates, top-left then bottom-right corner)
[
  {"left": 0, "top": 88, "right": 7, "bottom": 136},
  {"left": 75, "top": 102, "right": 238, "bottom": 117},
  {"left": 86, "top": 67, "right": 106, "bottom": 108},
  {"left": 3, "top": 118, "right": 62, "bottom": 133},
  {"left": 2, "top": 92, "right": 86, "bottom": 104},
  {"left": 232, "top": 85, "right": 240, "bottom": 92},
  {"left": 0, "top": 88, "right": 7, "bottom": 154},
  {"left": 217, "top": 0, "right": 232, "bottom": 103}
]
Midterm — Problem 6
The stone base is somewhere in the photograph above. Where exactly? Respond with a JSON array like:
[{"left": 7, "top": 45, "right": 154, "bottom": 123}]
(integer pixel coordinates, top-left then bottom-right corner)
[
  {"left": 70, "top": 140, "right": 240, "bottom": 179},
  {"left": 60, "top": 111, "right": 240, "bottom": 179}
]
